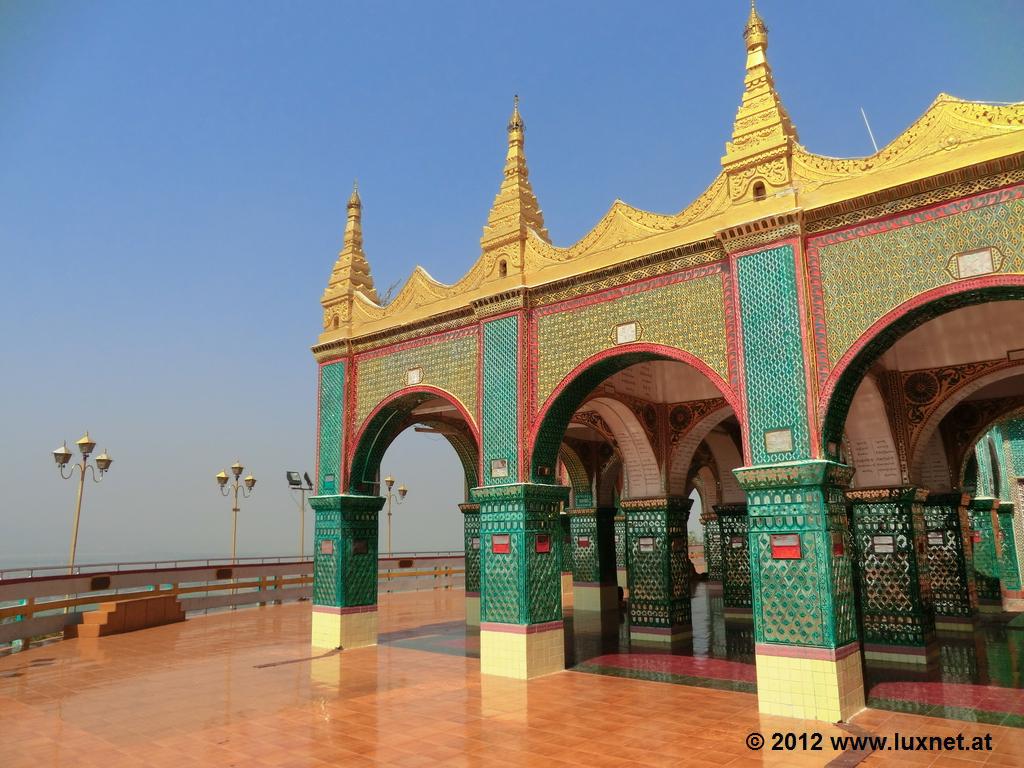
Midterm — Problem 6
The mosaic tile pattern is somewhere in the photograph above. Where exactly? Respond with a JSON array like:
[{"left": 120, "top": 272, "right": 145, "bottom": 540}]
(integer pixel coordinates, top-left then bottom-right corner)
[
  {"left": 476, "top": 483, "right": 568, "bottom": 625},
  {"left": 922, "top": 494, "right": 977, "bottom": 618},
  {"left": 310, "top": 494, "right": 385, "bottom": 608},
  {"left": 354, "top": 329, "right": 478, "bottom": 434},
  {"left": 970, "top": 499, "right": 1003, "bottom": 603},
  {"left": 716, "top": 505, "right": 751, "bottom": 611},
  {"left": 482, "top": 316, "right": 519, "bottom": 485},
  {"left": 533, "top": 269, "right": 728, "bottom": 409},
  {"left": 735, "top": 245, "right": 810, "bottom": 464},
  {"left": 814, "top": 187, "right": 1024, "bottom": 367},
  {"left": 460, "top": 503, "right": 481, "bottom": 594},
  {"left": 737, "top": 461, "right": 858, "bottom": 649},
  {"left": 621, "top": 497, "right": 692, "bottom": 630},
  {"left": 317, "top": 361, "right": 344, "bottom": 493},
  {"left": 848, "top": 488, "right": 935, "bottom": 648},
  {"left": 567, "top": 508, "right": 615, "bottom": 585}
]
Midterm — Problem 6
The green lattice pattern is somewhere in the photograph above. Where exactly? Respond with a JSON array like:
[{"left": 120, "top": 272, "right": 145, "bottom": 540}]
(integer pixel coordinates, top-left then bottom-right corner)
[
  {"left": 317, "top": 362, "right": 345, "bottom": 493},
  {"left": 922, "top": 496, "right": 977, "bottom": 618},
  {"left": 938, "top": 642, "right": 981, "bottom": 683},
  {"left": 716, "top": 505, "right": 752, "bottom": 611},
  {"left": 735, "top": 460, "right": 858, "bottom": 649},
  {"left": 310, "top": 494, "right": 385, "bottom": 608},
  {"left": 475, "top": 483, "right": 568, "bottom": 624},
  {"left": 482, "top": 316, "right": 519, "bottom": 485},
  {"left": 849, "top": 491, "right": 935, "bottom": 647},
  {"left": 622, "top": 498, "right": 692, "bottom": 630},
  {"left": 704, "top": 516, "right": 723, "bottom": 582},
  {"left": 534, "top": 271, "right": 728, "bottom": 407},
  {"left": 354, "top": 331, "right": 478, "bottom": 432},
  {"left": 975, "top": 439, "right": 996, "bottom": 498},
  {"left": 614, "top": 516, "right": 626, "bottom": 570},
  {"left": 816, "top": 190, "right": 1024, "bottom": 366},
  {"left": 568, "top": 508, "right": 615, "bottom": 585},
  {"left": 735, "top": 245, "right": 810, "bottom": 464},
  {"left": 461, "top": 504, "right": 481, "bottom": 593},
  {"left": 969, "top": 501, "right": 1002, "bottom": 602},
  {"left": 997, "top": 507, "right": 1022, "bottom": 591}
]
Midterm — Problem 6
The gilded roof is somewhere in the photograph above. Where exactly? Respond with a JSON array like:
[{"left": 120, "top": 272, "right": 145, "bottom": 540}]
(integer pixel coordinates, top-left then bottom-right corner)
[{"left": 316, "top": 6, "right": 1024, "bottom": 348}]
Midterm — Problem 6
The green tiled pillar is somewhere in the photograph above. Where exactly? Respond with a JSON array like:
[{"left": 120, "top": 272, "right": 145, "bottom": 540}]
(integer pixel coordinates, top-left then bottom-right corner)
[
  {"left": 922, "top": 492, "right": 977, "bottom": 630},
  {"left": 715, "top": 504, "right": 751, "bottom": 617},
  {"left": 701, "top": 508, "right": 723, "bottom": 583},
  {"left": 619, "top": 496, "right": 692, "bottom": 642},
  {"left": 460, "top": 502, "right": 481, "bottom": 626},
  {"left": 614, "top": 512, "right": 628, "bottom": 590},
  {"left": 566, "top": 507, "right": 617, "bottom": 612},
  {"left": 309, "top": 494, "right": 386, "bottom": 650},
  {"left": 996, "top": 500, "right": 1024, "bottom": 610},
  {"left": 847, "top": 486, "right": 936, "bottom": 663},
  {"left": 476, "top": 483, "right": 568, "bottom": 678},
  {"left": 735, "top": 460, "right": 864, "bottom": 723},
  {"left": 969, "top": 497, "right": 1002, "bottom": 612}
]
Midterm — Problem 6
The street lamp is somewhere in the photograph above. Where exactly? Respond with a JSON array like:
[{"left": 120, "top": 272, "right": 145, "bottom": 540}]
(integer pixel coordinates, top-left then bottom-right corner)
[
  {"left": 53, "top": 432, "right": 113, "bottom": 574},
  {"left": 383, "top": 475, "right": 409, "bottom": 556},
  {"left": 216, "top": 460, "right": 256, "bottom": 562},
  {"left": 286, "top": 471, "right": 313, "bottom": 558}
]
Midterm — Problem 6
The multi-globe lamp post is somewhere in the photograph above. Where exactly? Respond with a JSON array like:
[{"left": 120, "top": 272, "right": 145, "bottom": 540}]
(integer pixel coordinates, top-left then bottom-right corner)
[
  {"left": 216, "top": 461, "right": 256, "bottom": 562},
  {"left": 52, "top": 432, "right": 113, "bottom": 574}
]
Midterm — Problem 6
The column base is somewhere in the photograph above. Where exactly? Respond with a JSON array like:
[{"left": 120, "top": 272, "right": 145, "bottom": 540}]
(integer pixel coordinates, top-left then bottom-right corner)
[
  {"left": 629, "top": 625, "right": 691, "bottom": 644},
  {"left": 311, "top": 606, "right": 377, "bottom": 650},
  {"left": 935, "top": 615, "right": 977, "bottom": 633},
  {"left": 863, "top": 642, "right": 938, "bottom": 665},
  {"left": 480, "top": 621, "right": 565, "bottom": 679},
  {"left": 465, "top": 593, "right": 480, "bottom": 626},
  {"left": 755, "top": 642, "right": 865, "bottom": 723},
  {"left": 1002, "top": 589, "right": 1024, "bottom": 612},
  {"left": 561, "top": 572, "right": 574, "bottom": 594},
  {"left": 572, "top": 583, "right": 619, "bottom": 613}
]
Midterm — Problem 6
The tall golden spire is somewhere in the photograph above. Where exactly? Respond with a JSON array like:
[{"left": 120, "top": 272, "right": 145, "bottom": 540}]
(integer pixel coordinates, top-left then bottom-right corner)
[
  {"left": 481, "top": 95, "right": 550, "bottom": 259},
  {"left": 722, "top": 0, "right": 798, "bottom": 202},
  {"left": 322, "top": 180, "right": 379, "bottom": 328}
]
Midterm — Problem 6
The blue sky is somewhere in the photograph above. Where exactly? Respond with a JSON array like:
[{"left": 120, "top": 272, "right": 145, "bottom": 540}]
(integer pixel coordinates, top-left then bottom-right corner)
[{"left": 1, "top": 1, "right": 1022, "bottom": 566}]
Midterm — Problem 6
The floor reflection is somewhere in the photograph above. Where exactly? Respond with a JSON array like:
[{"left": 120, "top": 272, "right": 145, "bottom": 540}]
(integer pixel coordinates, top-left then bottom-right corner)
[{"left": 863, "top": 613, "right": 1024, "bottom": 725}]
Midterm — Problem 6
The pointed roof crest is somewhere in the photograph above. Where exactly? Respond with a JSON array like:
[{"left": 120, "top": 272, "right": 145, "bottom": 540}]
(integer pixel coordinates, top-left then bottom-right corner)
[{"left": 481, "top": 95, "right": 550, "bottom": 255}]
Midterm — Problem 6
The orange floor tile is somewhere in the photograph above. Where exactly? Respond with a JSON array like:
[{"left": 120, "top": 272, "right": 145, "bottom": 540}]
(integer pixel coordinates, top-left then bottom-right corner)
[{"left": 2, "top": 590, "right": 1024, "bottom": 767}]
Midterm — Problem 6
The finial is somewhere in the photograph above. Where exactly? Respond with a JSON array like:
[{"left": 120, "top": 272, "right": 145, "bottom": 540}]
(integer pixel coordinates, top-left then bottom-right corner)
[
  {"left": 508, "top": 94, "right": 524, "bottom": 133},
  {"left": 347, "top": 179, "right": 360, "bottom": 208},
  {"left": 744, "top": 0, "right": 768, "bottom": 50}
]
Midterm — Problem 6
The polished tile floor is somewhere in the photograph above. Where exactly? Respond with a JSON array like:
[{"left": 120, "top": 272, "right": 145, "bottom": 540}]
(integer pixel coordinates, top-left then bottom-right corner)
[{"left": 3, "top": 590, "right": 1024, "bottom": 767}]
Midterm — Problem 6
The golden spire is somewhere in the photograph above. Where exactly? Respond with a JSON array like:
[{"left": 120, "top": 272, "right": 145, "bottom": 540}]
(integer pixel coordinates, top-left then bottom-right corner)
[
  {"left": 322, "top": 180, "right": 379, "bottom": 311},
  {"left": 481, "top": 94, "right": 550, "bottom": 257},
  {"left": 722, "top": 0, "right": 798, "bottom": 201}
]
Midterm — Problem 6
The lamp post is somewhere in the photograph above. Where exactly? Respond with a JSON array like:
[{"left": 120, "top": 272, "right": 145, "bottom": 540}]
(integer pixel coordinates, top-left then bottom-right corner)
[
  {"left": 286, "top": 471, "right": 313, "bottom": 559},
  {"left": 383, "top": 475, "right": 408, "bottom": 556},
  {"left": 216, "top": 461, "right": 256, "bottom": 562},
  {"left": 53, "top": 432, "right": 113, "bottom": 574}
]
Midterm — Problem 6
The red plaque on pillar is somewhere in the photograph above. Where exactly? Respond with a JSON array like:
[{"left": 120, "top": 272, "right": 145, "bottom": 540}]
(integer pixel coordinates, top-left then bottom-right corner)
[
  {"left": 770, "top": 533, "right": 801, "bottom": 560},
  {"left": 535, "top": 534, "right": 551, "bottom": 553},
  {"left": 972, "top": 530, "right": 982, "bottom": 543},
  {"left": 576, "top": 536, "right": 591, "bottom": 549},
  {"left": 491, "top": 534, "right": 510, "bottom": 554}
]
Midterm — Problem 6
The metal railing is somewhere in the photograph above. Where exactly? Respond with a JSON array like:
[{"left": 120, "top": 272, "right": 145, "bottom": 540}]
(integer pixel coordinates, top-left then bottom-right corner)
[{"left": 1, "top": 551, "right": 465, "bottom": 650}]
